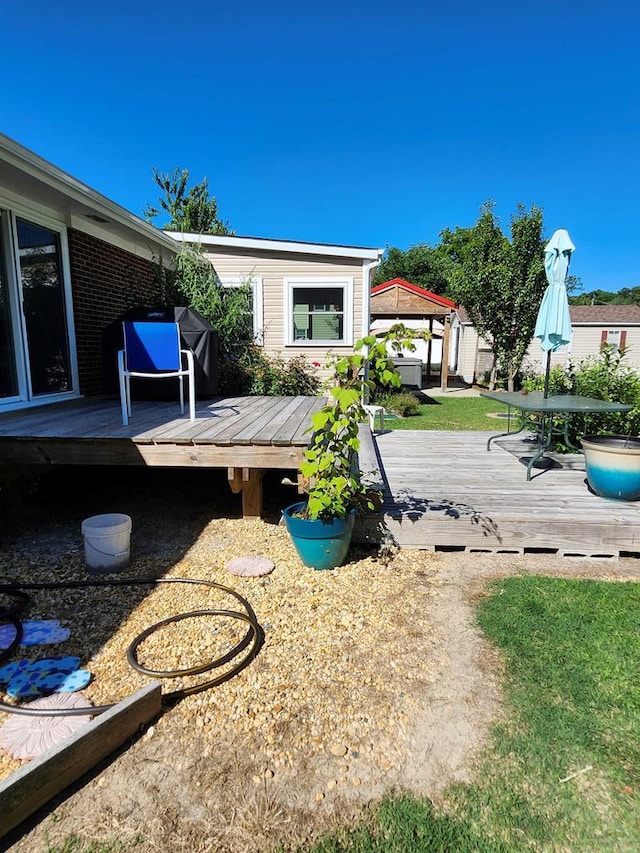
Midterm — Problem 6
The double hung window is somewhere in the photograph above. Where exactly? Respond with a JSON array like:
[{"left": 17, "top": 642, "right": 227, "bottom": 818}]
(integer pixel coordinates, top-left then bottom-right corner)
[
  {"left": 602, "top": 329, "right": 623, "bottom": 350},
  {"left": 285, "top": 278, "right": 352, "bottom": 346}
]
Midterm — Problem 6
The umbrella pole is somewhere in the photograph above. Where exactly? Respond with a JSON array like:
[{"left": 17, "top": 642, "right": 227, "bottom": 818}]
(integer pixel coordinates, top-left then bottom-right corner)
[{"left": 543, "top": 351, "right": 551, "bottom": 399}]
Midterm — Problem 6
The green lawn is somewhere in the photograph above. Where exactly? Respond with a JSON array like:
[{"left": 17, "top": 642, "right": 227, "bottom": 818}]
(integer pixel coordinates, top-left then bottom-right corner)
[
  {"left": 307, "top": 577, "right": 640, "bottom": 852},
  {"left": 385, "top": 395, "right": 504, "bottom": 431}
]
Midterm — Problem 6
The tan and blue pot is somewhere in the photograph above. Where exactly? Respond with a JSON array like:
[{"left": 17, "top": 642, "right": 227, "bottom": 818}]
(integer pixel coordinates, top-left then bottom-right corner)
[{"left": 581, "top": 435, "right": 640, "bottom": 501}]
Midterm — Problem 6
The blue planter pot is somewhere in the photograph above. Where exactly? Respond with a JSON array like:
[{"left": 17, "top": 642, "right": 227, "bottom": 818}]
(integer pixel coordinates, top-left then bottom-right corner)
[
  {"left": 282, "top": 502, "right": 356, "bottom": 570},
  {"left": 581, "top": 435, "right": 640, "bottom": 501}
]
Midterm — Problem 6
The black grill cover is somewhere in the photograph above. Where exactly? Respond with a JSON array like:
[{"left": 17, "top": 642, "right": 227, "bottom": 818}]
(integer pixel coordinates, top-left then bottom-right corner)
[{"left": 102, "top": 306, "right": 219, "bottom": 399}]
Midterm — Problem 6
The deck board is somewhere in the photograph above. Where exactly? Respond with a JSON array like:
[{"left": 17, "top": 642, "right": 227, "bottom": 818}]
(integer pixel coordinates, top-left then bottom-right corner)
[
  {"left": 356, "top": 429, "right": 640, "bottom": 557},
  {"left": 0, "top": 396, "right": 325, "bottom": 517},
  {"left": 5, "top": 403, "right": 637, "bottom": 553}
]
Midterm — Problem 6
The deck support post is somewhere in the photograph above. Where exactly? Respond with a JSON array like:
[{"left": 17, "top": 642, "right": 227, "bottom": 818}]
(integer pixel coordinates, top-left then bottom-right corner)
[{"left": 228, "top": 467, "right": 264, "bottom": 519}]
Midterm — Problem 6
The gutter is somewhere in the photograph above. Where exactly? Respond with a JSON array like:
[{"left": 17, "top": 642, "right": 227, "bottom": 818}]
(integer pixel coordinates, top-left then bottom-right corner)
[{"left": 362, "top": 250, "right": 384, "bottom": 338}]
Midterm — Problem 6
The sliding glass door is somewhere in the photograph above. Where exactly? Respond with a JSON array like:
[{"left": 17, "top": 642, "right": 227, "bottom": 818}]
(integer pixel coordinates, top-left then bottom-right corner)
[
  {"left": 0, "top": 207, "right": 74, "bottom": 406},
  {"left": 0, "top": 227, "right": 19, "bottom": 400},
  {"left": 17, "top": 218, "right": 72, "bottom": 395}
]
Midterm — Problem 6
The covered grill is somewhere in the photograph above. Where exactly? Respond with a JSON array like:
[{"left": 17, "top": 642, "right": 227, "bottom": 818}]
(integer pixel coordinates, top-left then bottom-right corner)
[{"left": 102, "top": 306, "right": 219, "bottom": 399}]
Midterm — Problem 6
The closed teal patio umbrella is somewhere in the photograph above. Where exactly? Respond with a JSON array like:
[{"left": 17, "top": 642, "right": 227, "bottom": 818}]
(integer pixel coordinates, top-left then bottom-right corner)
[{"left": 534, "top": 228, "right": 575, "bottom": 397}]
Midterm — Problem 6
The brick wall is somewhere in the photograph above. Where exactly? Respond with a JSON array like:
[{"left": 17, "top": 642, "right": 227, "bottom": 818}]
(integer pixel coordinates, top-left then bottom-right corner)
[{"left": 68, "top": 228, "right": 169, "bottom": 396}]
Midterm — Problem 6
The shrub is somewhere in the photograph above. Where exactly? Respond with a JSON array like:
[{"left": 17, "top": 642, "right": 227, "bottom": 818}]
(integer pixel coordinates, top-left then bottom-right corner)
[
  {"left": 522, "top": 344, "right": 640, "bottom": 447},
  {"left": 373, "top": 390, "right": 421, "bottom": 417},
  {"left": 171, "top": 244, "right": 254, "bottom": 356},
  {"left": 219, "top": 347, "right": 321, "bottom": 396}
]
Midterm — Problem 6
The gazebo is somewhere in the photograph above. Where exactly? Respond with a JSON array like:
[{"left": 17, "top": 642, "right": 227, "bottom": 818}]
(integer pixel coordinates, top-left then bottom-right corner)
[{"left": 370, "top": 278, "right": 457, "bottom": 392}]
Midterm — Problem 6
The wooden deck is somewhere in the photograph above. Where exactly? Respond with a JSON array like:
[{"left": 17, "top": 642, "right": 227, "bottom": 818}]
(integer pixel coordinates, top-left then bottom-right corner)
[
  {"left": 356, "top": 428, "right": 640, "bottom": 558},
  {"left": 4, "top": 402, "right": 639, "bottom": 556},
  {"left": 0, "top": 396, "right": 324, "bottom": 518}
]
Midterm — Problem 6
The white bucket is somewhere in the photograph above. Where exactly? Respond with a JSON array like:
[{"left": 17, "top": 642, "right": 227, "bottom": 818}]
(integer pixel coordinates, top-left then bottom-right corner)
[{"left": 81, "top": 513, "right": 132, "bottom": 573}]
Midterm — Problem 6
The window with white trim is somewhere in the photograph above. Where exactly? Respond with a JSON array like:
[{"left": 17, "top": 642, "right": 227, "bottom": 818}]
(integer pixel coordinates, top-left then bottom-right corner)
[
  {"left": 218, "top": 275, "right": 264, "bottom": 344},
  {"left": 285, "top": 278, "right": 353, "bottom": 345},
  {"left": 603, "top": 329, "right": 621, "bottom": 349}
]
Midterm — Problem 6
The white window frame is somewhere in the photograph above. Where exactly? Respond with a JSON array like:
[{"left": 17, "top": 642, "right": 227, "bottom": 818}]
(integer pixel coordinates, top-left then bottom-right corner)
[
  {"left": 284, "top": 277, "right": 353, "bottom": 346},
  {"left": 218, "top": 275, "right": 264, "bottom": 345},
  {"left": 604, "top": 329, "right": 621, "bottom": 349}
]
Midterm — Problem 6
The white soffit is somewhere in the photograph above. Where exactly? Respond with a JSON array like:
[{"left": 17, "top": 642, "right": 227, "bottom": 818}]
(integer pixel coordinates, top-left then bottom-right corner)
[{"left": 165, "top": 231, "right": 383, "bottom": 261}]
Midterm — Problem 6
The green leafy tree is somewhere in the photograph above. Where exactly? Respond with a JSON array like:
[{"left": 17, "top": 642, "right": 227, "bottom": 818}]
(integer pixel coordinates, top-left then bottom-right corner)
[
  {"left": 570, "top": 286, "right": 640, "bottom": 306},
  {"left": 373, "top": 244, "right": 449, "bottom": 295},
  {"left": 441, "top": 202, "right": 547, "bottom": 391},
  {"left": 144, "top": 167, "right": 233, "bottom": 235},
  {"left": 172, "top": 244, "right": 253, "bottom": 355}
]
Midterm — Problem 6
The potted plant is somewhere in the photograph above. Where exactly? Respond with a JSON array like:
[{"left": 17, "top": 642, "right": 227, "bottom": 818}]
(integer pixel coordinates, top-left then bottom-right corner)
[
  {"left": 282, "top": 325, "right": 425, "bottom": 569},
  {"left": 581, "top": 434, "right": 640, "bottom": 501}
]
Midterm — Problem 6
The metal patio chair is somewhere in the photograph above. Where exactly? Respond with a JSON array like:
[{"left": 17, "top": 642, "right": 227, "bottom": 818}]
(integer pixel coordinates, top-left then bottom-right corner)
[{"left": 118, "top": 321, "right": 195, "bottom": 426}]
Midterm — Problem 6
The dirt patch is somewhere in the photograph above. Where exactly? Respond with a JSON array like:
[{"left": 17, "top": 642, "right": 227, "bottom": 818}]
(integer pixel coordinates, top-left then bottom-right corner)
[{"left": 2, "top": 467, "right": 639, "bottom": 852}]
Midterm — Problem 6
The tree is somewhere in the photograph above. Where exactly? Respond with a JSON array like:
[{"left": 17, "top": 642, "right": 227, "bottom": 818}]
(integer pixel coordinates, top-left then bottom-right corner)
[
  {"left": 144, "top": 167, "right": 233, "bottom": 235},
  {"left": 441, "top": 202, "right": 547, "bottom": 391},
  {"left": 373, "top": 244, "right": 449, "bottom": 295},
  {"left": 172, "top": 244, "right": 253, "bottom": 356},
  {"left": 570, "top": 286, "right": 640, "bottom": 306}
]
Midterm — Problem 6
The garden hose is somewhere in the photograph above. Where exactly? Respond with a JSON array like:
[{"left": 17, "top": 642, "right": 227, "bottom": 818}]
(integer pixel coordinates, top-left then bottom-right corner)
[{"left": 0, "top": 577, "right": 263, "bottom": 717}]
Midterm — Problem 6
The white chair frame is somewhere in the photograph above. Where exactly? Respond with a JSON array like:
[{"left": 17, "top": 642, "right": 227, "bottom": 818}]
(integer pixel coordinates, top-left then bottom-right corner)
[{"left": 117, "top": 322, "right": 196, "bottom": 426}]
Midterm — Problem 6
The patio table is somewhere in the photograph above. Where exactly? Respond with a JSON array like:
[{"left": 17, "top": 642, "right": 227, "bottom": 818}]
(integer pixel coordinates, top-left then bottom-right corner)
[{"left": 480, "top": 391, "right": 633, "bottom": 480}]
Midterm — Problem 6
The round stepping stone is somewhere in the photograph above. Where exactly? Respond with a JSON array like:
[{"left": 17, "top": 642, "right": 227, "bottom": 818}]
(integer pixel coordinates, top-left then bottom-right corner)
[
  {"left": 226, "top": 556, "right": 275, "bottom": 577},
  {"left": 0, "top": 692, "right": 94, "bottom": 759}
]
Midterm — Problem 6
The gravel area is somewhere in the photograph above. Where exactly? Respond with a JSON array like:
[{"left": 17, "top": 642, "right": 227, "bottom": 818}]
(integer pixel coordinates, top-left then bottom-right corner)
[
  {"left": 2, "top": 465, "right": 638, "bottom": 852},
  {"left": 1, "top": 466, "right": 472, "bottom": 852},
  {"left": 1, "top": 517, "right": 438, "bottom": 785}
]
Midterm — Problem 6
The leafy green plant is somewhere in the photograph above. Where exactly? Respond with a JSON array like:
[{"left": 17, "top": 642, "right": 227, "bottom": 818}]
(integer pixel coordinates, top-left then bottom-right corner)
[
  {"left": 144, "top": 166, "right": 233, "bottom": 235},
  {"left": 298, "top": 325, "right": 424, "bottom": 521},
  {"left": 219, "top": 346, "right": 321, "bottom": 396},
  {"left": 522, "top": 343, "right": 640, "bottom": 446},
  {"left": 442, "top": 202, "right": 547, "bottom": 391},
  {"left": 372, "top": 390, "right": 421, "bottom": 417},
  {"left": 171, "top": 244, "right": 254, "bottom": 356}
]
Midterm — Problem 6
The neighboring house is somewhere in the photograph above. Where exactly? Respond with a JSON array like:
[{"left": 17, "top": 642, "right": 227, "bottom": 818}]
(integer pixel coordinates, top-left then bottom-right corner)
[
  {"left": 453, "top": 304, "right": 640, "bottom": 385},
  {"left": 164, "top": 232, "right": 383, "bottom": 374},
  {"left": 0, "top": 134, "right": 177, "bottom": 412}
]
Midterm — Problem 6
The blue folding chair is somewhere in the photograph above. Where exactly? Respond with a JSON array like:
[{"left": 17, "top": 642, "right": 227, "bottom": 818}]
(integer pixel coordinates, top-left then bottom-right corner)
[{"left": 118, "top": 322, "right": 196, "bottom": 426}]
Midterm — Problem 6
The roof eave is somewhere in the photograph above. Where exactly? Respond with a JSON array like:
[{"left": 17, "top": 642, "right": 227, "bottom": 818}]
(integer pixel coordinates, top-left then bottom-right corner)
[
  {"left": 165, "top": 231, "right": 384, "bottom": 261},
  {"left": 0, "top": 133, "right": 178, "bottom": 253}
]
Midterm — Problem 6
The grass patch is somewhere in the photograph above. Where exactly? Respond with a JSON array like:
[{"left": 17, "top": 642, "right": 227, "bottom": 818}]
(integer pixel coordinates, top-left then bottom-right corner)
[
  {"left": 306, "top": 577, "right": 640, "bottom": 852},
  {"left": 384, "top": 396, "right": 500, "bottom": 431}
]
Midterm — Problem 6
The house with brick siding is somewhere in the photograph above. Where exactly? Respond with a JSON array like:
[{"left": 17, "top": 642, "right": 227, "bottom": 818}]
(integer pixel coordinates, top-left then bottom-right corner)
[
  {"left": 0, "top": 134, "right": 178, "bottom": 411},
  {"left": 453, "top": 303, "right": 640, "bottom": 385}
]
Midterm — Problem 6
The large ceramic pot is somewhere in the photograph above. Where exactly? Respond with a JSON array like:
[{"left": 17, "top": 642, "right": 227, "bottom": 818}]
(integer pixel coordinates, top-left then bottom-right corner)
[
  {"left": 282, "top": 502, "right": 356, "bottom": 570},
  {"left": 581, "top": 435, "right": 640, "bottom": 501}
]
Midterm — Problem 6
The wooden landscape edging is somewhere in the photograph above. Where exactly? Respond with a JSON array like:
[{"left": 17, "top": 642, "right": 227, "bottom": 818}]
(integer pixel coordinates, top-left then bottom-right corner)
[{"left": 0, "top": 681, "right": 162, "bottom": 841}]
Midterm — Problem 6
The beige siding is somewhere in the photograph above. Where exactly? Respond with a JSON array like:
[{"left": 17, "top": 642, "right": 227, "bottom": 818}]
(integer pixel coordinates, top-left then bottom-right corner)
[
  {"left": 203, "top": 247, "right": 365, "bottom": 369},
  {"left": 524, "top": 325, "right": 640, "bottom": 372},
  {"left": 456, "top": 325, "right": 493, "bottom": 384},
  {"left": 524, "top": 338, "right": 570, "bottom": 373},
  {"left": 571, "top": 326, "right": 640, "bottom": 363}
]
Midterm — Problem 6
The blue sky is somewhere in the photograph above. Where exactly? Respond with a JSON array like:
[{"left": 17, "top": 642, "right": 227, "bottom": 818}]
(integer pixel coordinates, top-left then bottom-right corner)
[{"left": 1, "top": 0, "right": 638, "bottom": 291}]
